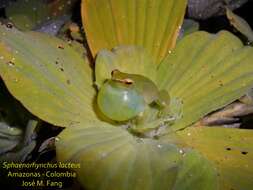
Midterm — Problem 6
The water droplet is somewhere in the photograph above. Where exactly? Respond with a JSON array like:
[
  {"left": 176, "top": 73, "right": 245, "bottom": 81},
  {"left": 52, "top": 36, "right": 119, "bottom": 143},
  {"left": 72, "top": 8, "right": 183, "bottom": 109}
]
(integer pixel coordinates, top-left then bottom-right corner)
[
  {"left": 55, "top": 137, "right": 60, "bottom": 142},
  {"left": 11, "top": 57, "right": 16, "bottom": 62},
  {"left": 187, "top": 133, "right": 191, "bottom": 136},
  {"left": 246, "top": 41, "right": 252, "bottom": 46},
  {"left": 168, "top": 50, "right": 172, "bottom": 54},
  {"left": 53, "top": 25, "right": 57, "bottom": 29},
  {"left": 57, "top": 45, "right": 64, "bottom": 49},
  {"left": 8, "top": 126, "right": 14, "bottom": 131},
  {"left": 179, "top": 149, "right": 184, "bottom": 154},
  {"left": 6, "top": 22, "right": 13, "bottom": 28},
  {"left": 7, "top": 61, "right": 15, "bottom": 67},
  {"left": 157, "top": 144, "right": 162, "bottom": 148},
  {"left": 101, "top": 152, "right": 107, "bottom": 158},
  {"left": 218, "top": 80, "right": 224, "bottom": 87},
  {"left": 136, "top": 138, "right": 144, "bottom": 143}
]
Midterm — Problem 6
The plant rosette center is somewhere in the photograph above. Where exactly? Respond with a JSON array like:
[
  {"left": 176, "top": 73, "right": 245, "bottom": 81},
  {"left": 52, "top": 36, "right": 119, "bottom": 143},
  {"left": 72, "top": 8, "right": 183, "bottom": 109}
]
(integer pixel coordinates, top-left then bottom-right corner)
[
  {"left": 94, "top": 47, "right": 183, "bottom": 137},
  {"left": 1, "top": 23, "right": 253, "bottom": 190}
]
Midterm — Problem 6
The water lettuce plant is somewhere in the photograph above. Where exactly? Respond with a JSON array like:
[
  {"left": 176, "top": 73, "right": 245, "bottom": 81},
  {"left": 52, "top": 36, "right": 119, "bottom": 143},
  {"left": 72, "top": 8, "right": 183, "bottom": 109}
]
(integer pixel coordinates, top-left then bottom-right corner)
[
  {"left": 0, "top": 0, "right": 253, "bottom": 190},
  {"left": 5, "top": 0, "right": 77, "bottom": 31}
]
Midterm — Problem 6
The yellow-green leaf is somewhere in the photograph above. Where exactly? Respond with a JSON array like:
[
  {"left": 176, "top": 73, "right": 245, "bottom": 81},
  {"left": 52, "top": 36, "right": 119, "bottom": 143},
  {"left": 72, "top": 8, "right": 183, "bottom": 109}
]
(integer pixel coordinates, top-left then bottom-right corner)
[
  {"left": 81, "top": 0, "right": 187, "bottom": 63},
  {"left": 226, "top": 7, "right": 253, "bottom": 42},
  {"left": 157, "top": 31, "right": 253, "bottom": 130},
  {"left": 163, "top": 127, "right": 253, "bottom": 190},
  {"left": 0, "top": 25, "right": 96, "bottom": 127},
  {"left": 6, "top": 0, "right": 48, "bottom": 30},
  {"left": 56, "top": 122, "right": 218, "bottom": 190},
  {"left": 6, "top": 0, "right": 78, "bottom": 31}
]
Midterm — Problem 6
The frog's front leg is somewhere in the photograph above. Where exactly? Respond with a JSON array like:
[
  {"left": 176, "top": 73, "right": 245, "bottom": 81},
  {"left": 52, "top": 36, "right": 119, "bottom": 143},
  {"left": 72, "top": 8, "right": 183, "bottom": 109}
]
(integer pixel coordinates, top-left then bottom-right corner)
[
  {"left": 130, "top": 115, "right": 175, "bottom": 137},
  {"left": 153, "top": 90, "right": 171, "bottom": 117}
]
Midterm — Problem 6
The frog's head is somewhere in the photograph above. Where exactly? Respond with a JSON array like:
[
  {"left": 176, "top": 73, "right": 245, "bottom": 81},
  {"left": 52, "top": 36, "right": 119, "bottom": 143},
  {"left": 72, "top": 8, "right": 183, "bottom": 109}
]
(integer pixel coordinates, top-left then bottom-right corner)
[{"left": 111, "top": 69, "right": 134, "bottom": 85}]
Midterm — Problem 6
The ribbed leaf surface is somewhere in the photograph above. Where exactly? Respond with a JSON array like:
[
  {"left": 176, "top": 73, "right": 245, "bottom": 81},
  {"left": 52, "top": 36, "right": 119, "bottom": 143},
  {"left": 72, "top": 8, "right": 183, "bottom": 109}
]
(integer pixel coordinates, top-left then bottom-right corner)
[
  {"left": 56, "top": 123, "right": 218, "bottom": 190},
  {"left": 157, "top": 31, "right": 253, "bottom": 130},
  {"left": 82, "top": 0, "right": 187, "bottom": 63},
  {"left": 0, "top": 25, "right": 96, "bottom": 127},
  {"left": 165, "top": 127, "right": 253, "bottom": 190}
]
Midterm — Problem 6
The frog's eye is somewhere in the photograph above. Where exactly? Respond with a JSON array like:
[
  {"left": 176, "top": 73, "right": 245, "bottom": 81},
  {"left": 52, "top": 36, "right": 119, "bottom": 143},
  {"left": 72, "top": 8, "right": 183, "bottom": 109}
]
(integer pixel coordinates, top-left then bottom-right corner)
[
  {"left": 111, "top": 69, "right": 119, "bottom": 76},
  {"left": 97, "top": 80, "right": 145, "bottom": 121}
]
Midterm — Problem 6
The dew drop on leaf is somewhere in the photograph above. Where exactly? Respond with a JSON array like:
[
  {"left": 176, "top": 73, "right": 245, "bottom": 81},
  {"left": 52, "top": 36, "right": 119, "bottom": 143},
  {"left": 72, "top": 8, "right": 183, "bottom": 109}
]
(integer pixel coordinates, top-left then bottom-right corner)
[
  {"left": 57, "top": 45, "right": 64, "bottom": 49},
  {"left": 7, "top": 61, "right": 15, "bottom": 67},
  {"left": 6, "top": 23, "right": 13, "bottom": 28},
  {"left": 55, "top": 137, "right": 60, "bottom": 142},
  {"left": 100, "top": 152, "right": 107, "bottom": 158}
]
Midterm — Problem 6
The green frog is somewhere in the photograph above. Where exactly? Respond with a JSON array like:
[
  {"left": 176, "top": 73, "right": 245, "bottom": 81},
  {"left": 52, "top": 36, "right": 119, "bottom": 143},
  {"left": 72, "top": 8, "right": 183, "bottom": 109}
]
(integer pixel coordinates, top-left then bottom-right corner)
[{"left": 97, "top": 69, "right": 171, "bottom": 123}]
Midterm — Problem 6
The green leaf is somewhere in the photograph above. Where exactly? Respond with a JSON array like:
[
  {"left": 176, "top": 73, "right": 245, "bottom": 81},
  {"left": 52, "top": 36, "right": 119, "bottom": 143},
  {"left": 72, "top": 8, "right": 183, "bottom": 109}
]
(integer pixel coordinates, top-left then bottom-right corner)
[
  {"left": 0, "top": 25, "right": 96, "bottom": 127},
  {"left": 164, "top": 127, "right": 253, "bottom": 190},
  {"left": 6, "top": 0, "right": 49, "bottom": 30},
  {"left": 0, "top": 122, "right": 22, "bottom": 154},
  {"left": 81, "top": 0, "right": 187, "bottom": 63},
  {"left": 226, "top": 8, "right": 253, "bottom": 42},
  {"left": 173, "top": 150, "right": 218, "bottom": 190},
  {"left": 157, "top": 31, "right": 253, "bottom": 130},
  {"left": 56, "top": 122, "right": 218, "bottom": 190},
  {"left": 6, "top": 0, "right": 77, "bottom": 31}
]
